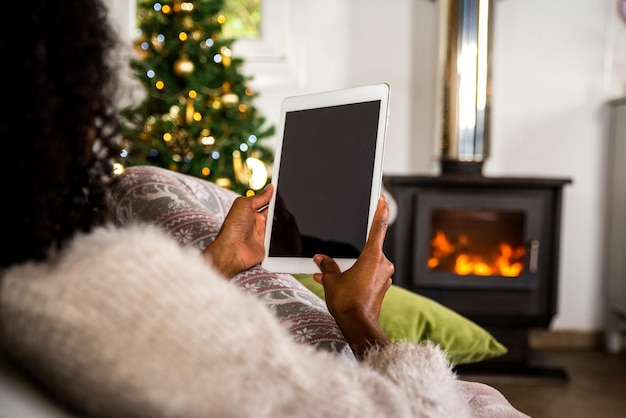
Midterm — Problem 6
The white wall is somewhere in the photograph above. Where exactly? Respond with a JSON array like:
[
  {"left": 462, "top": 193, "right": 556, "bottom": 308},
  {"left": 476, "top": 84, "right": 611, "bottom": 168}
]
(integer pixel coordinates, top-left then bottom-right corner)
[
  {"left": 487, "top": 0, "right": 618, "bottom": 331},
  {"left": 107, "top": 0, "right": 626, "bottom": 332}
]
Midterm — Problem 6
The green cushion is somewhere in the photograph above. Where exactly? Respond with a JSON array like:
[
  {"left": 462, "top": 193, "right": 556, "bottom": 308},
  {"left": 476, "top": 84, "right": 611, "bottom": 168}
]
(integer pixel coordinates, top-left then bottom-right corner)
[{"left": 292, "top": 274, "right": 507, "bottom": 365}]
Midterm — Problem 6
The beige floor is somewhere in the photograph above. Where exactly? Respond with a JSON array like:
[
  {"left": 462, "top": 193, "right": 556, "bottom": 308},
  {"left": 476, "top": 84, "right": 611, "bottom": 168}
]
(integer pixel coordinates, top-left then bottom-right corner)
[{"left": 459, "top": 349, "right": 626, "bottom": 418}]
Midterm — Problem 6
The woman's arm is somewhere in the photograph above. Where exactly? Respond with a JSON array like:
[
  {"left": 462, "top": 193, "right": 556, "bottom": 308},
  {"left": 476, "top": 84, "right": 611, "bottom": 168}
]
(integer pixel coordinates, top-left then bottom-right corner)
[{"left": 313, "top": 195, "right": 394, "bottom": 359}]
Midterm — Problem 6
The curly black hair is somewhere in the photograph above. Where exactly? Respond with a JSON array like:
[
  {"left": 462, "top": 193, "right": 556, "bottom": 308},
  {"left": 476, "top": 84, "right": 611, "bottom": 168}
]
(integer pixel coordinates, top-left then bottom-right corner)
[{"left": 0, "top": 0, "right": 121, "bottom": 269}]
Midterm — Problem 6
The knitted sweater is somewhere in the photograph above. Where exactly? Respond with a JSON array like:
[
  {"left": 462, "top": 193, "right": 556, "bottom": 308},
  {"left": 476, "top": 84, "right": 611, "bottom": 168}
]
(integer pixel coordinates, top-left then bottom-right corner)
[{"left": 0, "top": 224, "right": 505, "bottom": 417}]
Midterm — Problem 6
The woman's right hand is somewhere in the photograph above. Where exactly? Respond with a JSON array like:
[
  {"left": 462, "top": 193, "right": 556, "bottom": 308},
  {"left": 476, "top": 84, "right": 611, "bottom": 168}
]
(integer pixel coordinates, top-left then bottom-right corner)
[
  {"left": 202, "top": 184, "right": 274, "bottom": 278},
  {"left": 313, "top": 195, "right": 395, "bottom": 359}
]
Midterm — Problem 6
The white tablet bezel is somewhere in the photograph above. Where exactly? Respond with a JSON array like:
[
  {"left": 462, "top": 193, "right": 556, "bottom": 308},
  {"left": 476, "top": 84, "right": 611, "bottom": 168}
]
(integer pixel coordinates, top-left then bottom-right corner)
[{"left": 261, "top": 83, "right": 390, "bottom": 274}]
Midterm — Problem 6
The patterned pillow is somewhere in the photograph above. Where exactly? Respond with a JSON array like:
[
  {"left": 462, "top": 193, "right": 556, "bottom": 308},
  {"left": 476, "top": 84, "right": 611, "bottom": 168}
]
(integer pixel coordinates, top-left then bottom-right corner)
[{"left": 109, "top": 165, "right": 354, "bottom": 358}]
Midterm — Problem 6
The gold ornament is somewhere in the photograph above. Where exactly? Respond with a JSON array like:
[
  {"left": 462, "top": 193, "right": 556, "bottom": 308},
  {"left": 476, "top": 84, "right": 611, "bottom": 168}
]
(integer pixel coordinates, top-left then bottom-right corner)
[
  {"left": 222, "top": 93, "right": 239, "bottom": 106},
  {"left": 183, "top": 16, "right": 194, "bottom": 30},
  {"left": 233, "top": 150, "right": 244, "bottom": 183},
  {"left": 185, "top": 101, "right": 194, "bottom": 123},
  {"left": 211, "top": 97, "right": 222, "bottom": 110},
  {"left": 151, "top": 35, "right": 163, "bottom": 52},
  {"left": 246, "top": 158, "right": 269, "bottom": 190},
  {"left": 174, "top": 55, "right": 195, "bottom": 76},
  {"left": 215, "top": 177, "right": 231, "bottom": 188}
]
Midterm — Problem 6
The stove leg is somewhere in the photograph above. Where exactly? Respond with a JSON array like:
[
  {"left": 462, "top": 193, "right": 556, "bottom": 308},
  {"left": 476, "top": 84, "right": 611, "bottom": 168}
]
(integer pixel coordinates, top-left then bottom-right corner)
[
  {"left": 605, "top": 311, "right": 624, "bottom": 354},
  {"left": 453, "top": 327, "right": 569, "bottom": 380}
]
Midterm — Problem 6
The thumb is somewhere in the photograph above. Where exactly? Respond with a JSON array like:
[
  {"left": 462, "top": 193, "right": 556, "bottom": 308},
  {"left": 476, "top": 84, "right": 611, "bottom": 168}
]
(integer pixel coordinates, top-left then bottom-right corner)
[
  {"left": 312, "top": 254, "right": 340, "bottom": 284},
  {"left": 249, "top": 183, "right": 274, "bottom": 210},
  {"left": 314, "top": 254, "right": 341, "bottom": 274}
]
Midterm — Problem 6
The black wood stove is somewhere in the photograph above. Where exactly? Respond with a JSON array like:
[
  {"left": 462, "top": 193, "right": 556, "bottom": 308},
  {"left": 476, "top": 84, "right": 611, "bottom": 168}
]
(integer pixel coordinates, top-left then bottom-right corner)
[{"left": 383, "top": 173, "right": 571, "bottom": 378}]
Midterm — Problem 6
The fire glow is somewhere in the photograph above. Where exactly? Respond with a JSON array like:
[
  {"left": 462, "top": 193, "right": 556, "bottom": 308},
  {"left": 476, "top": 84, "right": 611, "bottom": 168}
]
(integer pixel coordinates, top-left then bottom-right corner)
[{"left": 428, "top": 230, "right": 525, "bottom": 277}]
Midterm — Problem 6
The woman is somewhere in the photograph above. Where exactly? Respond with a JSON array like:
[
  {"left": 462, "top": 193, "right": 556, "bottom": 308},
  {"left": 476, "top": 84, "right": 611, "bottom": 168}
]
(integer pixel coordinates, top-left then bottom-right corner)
[{"left": 0, "top": 1, "right": 527, "bottom": 417}]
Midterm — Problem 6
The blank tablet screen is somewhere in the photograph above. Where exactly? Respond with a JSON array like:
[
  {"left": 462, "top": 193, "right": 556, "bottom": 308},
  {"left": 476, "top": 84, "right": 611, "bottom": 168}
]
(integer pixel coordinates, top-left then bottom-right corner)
[{"left": 268, "top": 100, "right": 382, "bottom": 259}]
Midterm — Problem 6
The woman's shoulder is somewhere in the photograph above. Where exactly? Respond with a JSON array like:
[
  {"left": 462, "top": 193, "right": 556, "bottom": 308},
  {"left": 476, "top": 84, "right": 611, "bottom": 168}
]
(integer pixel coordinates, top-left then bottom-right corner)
[
  {"left": 71, "top": 223, "right": 186, "bottom": 257},
  {"left": 65, "top": 223, "right": 207, "bottom": 276},
  {"left": 2, "top": 223, "right": 208, "bottom": 287}
]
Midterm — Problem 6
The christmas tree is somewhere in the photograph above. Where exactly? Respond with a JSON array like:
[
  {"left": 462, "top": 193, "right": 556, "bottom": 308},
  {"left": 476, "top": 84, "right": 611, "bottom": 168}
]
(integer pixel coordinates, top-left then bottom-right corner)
[{"left": 120, "top": 0, "right": 275, "bottom": 196}]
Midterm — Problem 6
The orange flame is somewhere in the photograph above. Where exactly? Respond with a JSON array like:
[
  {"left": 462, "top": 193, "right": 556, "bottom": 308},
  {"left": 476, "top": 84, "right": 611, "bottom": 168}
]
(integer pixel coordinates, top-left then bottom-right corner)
[{"left": 428, "top": 230, "right": 525, "bottom": 277}]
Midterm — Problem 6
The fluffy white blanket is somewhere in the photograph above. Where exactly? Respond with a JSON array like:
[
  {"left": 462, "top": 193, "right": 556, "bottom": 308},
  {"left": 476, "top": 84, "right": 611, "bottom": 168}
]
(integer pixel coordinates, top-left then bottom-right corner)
[{"left": 0, "top": 224, "right": 527, "bottom": 417}]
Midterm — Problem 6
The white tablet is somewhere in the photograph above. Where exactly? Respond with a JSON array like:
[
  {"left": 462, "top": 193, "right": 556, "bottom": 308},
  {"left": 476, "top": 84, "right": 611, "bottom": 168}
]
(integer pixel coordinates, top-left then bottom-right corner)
[{"left": 262, "top": 83, "right": 390, "bottom": 273}]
